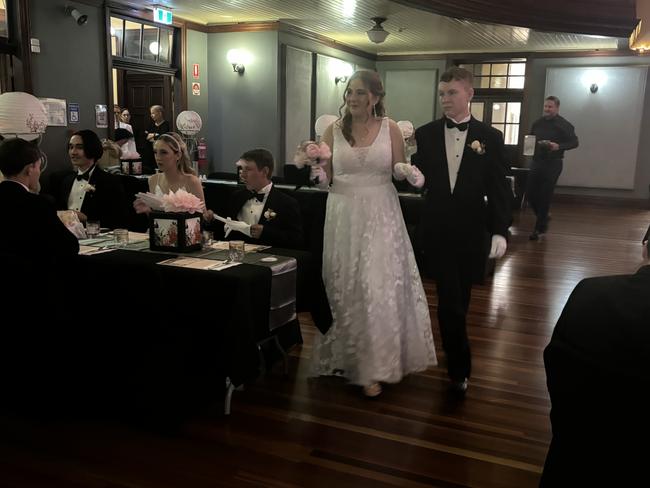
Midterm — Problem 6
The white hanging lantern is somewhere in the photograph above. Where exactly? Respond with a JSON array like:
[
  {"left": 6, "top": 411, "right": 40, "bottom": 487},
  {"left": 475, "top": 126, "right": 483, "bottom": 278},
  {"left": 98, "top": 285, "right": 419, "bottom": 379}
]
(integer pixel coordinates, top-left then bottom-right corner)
[
  {"left": 314, "top": 114, "right": 337, "bottom": 138},
  {"left": 176, "top": 110, "right": 202, "bottom": 136},
  {"left": 0, "top": 92, "right": 48, "bottom": 141}
]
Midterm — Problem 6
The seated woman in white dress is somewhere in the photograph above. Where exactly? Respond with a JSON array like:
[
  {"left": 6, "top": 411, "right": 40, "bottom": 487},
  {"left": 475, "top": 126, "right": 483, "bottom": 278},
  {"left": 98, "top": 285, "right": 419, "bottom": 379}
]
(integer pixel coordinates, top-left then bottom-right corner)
[{"left": 134, "top": 132, "right": 205, "bottom": 214}]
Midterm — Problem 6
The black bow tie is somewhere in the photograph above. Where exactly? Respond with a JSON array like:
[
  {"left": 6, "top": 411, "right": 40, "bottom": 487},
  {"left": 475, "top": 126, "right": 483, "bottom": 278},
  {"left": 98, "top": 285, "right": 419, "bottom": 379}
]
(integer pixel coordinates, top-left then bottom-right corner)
[
  {"left": 76, "top": 171, "right": 91, "bottom": 181},
  {"left": 249, "top": 191, "right": 265, "bottom": 202},
  {"left": 445, "top": 119, "right": 468, "bottom": 132}
]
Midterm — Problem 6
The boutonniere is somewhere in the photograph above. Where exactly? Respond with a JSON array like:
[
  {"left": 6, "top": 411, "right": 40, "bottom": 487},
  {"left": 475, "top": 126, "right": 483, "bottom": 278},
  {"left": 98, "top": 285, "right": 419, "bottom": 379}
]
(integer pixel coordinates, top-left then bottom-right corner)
[
  {"left": 263, "top": 208, "right": 277, "bottom": 221},
  {"left": 469, "top": 140, "right": 486, "bottom": 155},
  {"left": 82, "top": 182, "right": 96, "bottom": 193}
]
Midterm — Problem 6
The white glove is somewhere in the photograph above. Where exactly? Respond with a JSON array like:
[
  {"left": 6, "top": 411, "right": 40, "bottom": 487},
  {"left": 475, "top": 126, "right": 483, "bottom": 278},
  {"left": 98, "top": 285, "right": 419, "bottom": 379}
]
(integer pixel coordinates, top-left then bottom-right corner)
[
  {"left": 310, "top": 165, "right": 329, "bottom": 189},
  {"left": 406, "top": 165, "right": 425, "bottom": 188},
  {"left": 392, "top": 162, "right": 413, "bottom": 181},
  {"left": 489, "top": 234, "right": 507, "bottom": 259},
  {"left": 217, "top": 216, "right": 251, "bottom": 238}
]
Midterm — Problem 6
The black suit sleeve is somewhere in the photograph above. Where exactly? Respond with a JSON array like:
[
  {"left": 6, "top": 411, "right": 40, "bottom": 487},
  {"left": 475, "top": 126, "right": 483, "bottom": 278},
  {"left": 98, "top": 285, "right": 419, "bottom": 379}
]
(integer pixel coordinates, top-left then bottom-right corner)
[
  {"left": 485, "top": 127, "right": 512, "bottom": 237},
  {"left": 97, "top": 172, "right": 131, "bottom": 229},
  {"left": 557, "top": 118, "right": 579, "bottom": 152},
  {"left": 39, "top": 196, "right": 80, "bottom": 256}
]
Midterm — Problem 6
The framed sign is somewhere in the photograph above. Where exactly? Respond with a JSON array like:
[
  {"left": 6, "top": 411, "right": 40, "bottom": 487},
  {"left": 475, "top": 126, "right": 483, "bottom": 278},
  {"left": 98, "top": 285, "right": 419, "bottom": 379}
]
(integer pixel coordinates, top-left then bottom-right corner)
[
  {"left": 95, "top": 104, "right": 108, "bottom": 128},
  {"left": 69, "top": 103, "right": 80, "bottom": 124},
  {"left": 39, "top": 98, "right": 67, "bottom": 126}
]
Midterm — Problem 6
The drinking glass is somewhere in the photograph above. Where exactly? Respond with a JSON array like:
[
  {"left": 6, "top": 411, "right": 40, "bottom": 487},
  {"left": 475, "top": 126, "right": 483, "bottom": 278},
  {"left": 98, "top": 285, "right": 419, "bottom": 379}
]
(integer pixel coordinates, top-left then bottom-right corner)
[
  {"left": 202, "top": 230, "right": 213, "bottom": 250},
  {"left": 523, "top": 135, "right": 536, "bottom": 156},
  {"left": 86, "top": 220, "right": 100, "bottom": 238},
  {"left": 228, "top": 240, "right": 245, "bottom": 262},
  {"left": 114, "top": 228, "right": 129, "bottom": 248}
]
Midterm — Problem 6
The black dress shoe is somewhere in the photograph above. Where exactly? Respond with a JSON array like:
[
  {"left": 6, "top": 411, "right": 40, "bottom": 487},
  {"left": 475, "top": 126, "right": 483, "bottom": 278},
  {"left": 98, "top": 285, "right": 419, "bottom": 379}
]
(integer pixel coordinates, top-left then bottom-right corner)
[
  {"left": 529, "top": 231, "right": 539, "bottom": 241},
  {"left": 449, "top": 378, "right": 468, "bottom": 396}
]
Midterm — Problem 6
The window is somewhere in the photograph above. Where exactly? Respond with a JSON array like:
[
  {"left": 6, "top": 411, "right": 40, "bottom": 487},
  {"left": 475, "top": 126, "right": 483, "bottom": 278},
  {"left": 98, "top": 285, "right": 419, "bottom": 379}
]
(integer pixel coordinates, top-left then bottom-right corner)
[
  {"left": 470, "top": 101, "right": 521, "bottom": 145},
  {"left": 460, "top": 60, "right": 526, "bottom": 150},
  {"left": 110, "top": 16, "right": 173, "bottom": 65},
  {"left": 0, "top": 0, "right": 7, "bottom": 38},
  {"left": 459, "top": 61, "right": 526, "bottom": 89}
]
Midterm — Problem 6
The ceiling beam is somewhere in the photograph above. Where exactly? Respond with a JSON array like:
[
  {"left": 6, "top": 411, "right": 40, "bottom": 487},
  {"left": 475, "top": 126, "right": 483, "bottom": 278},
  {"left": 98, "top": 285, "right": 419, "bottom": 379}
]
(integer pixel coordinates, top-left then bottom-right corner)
[{"left": 392, "top": 0, "right": 639, "bottom": 38}]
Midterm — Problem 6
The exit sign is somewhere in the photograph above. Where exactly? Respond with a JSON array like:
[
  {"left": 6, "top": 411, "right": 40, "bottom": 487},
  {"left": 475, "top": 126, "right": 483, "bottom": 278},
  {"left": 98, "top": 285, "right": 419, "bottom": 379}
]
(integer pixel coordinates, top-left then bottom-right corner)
[{"left": 153, "top": 7, "right": 173, "bottom": 25}]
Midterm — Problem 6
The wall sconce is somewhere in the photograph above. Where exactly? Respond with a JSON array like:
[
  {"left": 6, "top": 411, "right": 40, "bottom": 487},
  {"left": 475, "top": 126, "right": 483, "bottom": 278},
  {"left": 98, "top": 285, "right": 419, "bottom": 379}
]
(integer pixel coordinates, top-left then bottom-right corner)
[
  {"left": 227, "top": 49, "right": 250, "bottom": 75},
  {"left": 65, "top": 6, "right": 88, "bottom": 26},
  {"left": 581, "top": 70, "right": 607, "bottom": 93},
  {"left": 331, "top": 60, "right": 353, "bottom": 85}
]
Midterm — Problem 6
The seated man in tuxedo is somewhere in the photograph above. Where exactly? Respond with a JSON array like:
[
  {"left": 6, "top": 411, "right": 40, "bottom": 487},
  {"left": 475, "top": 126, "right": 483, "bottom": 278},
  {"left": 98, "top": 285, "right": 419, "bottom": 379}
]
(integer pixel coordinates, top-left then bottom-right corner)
[
  {"left": 210, "top": 148, "right": 303, "bottom": 248},
  {"left": 541, "top": 235, "right": 650, "bottom": 486},
  {"left": 0, "top": 137, "right": 79, "bottom": 257},
  {"left": 48, "top": 129, "right": 130, "bottom": 230}
]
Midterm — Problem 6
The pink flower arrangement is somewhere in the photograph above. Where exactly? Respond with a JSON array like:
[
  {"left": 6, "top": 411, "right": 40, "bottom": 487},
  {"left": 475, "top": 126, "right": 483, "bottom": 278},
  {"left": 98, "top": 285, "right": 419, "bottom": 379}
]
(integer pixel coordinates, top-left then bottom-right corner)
[
  {"left": 161, "top": 189, "right": 206, "bottom": 214},
  {"left": 293, "top": 140, "right": 331, "bottom": 169}
]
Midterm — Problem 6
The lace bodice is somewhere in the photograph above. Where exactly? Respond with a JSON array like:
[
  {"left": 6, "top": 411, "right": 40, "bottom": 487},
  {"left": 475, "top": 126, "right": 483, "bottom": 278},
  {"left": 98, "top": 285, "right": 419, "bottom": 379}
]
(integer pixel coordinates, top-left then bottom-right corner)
[{"left": 332, "top": 118, "right": 392, "bottom": 188}]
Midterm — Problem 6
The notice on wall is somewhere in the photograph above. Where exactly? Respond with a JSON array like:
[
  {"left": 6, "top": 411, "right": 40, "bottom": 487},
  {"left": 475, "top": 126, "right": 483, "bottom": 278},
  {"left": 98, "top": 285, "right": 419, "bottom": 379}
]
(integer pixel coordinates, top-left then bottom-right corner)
[
  {"left": 95, "top": 104, "right": 108, "bottom": 128},
  {"left": 69, "top": 103, "right": 80, "bottom": 124},
  {"left": 193, "top": 63, "right": 200, "bottom": 79},
  {"left": 39, "top": 98, "right": 67, "bottom": 126},
  {"left": 192, "top": 82, "right": 201, "bottom": 96}
]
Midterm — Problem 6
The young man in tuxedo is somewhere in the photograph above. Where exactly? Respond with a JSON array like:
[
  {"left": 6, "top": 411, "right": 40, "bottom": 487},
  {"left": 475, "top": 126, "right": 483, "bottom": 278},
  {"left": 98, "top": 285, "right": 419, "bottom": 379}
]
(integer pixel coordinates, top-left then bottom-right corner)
[
  {"left": 0, "top": 137, "right": 79, "bottom": 257},
  {"left": 215, "top": 148, "right": 303, "bottom": 248},
  {"left": 50, "top": 129, "right": 130, "bottom": 230},
  {"left": 541, "top": 234, "right": 650, "bottom": 486},
  {"left": 413, "top": 67, "right": 511, "bottom": 395},
  {"left": 526, "top": 96, "right": 579, "bottom": 240}
]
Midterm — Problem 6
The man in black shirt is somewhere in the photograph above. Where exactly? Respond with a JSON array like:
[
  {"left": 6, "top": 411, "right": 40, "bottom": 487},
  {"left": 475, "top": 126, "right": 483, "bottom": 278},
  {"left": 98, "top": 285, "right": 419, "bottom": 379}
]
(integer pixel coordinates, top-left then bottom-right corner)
[{"left": 526, "top": 96, "right": 578, "bottom": 240}]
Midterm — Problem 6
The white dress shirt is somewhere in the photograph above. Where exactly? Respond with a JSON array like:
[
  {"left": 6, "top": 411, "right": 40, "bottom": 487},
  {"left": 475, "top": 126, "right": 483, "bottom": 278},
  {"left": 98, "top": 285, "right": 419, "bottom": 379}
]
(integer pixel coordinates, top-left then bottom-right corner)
[
  {"left": 237, "top": 182, "right": 272, "bottom": 225},
  {"left": 67, "top": 165, "right": 97, "bottom": 211},
  {"left": 444, "top": 114, "right": 471, "bottom": 193}
]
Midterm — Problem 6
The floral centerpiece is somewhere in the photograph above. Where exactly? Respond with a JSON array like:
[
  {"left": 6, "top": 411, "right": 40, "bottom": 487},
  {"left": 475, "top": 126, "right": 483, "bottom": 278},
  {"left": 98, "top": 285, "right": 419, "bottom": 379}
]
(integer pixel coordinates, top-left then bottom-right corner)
[
  {"left": 293, "top": 140, "right": 331, "bottom": 186},
  {"left": 146, "top": 189, "right": 205, "bottom": 252}
]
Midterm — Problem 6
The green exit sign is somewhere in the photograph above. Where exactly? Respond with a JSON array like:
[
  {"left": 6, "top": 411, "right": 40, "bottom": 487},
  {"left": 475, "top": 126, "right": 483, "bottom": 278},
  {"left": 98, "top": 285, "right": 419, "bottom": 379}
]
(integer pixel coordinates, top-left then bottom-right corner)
[{"left": 153, "top": 7, "right": 173, "bottom": 25}]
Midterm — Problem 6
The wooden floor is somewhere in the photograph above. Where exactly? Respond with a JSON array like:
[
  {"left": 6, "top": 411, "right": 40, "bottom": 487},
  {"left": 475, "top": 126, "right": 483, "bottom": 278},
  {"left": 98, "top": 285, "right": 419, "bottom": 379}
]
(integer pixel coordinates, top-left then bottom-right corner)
[{"left": 1, "top": 202, "right": 649, "bottom": 488}]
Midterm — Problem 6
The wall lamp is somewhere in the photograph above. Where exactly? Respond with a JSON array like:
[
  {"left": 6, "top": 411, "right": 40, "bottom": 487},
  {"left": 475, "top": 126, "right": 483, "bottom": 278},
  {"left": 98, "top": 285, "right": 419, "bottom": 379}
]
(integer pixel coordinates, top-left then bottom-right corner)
[
  {"left": 331, "top": 60, "right": 353, "bottom": 85},
  {"left": 227, "top": 49, "right": 250, "bottom": 75},
  {"left": 65, "top": 6, "right": 88, "bottom": 26},
  {"left": 581, "top": 70, "right": 606, "bottom": 94}
]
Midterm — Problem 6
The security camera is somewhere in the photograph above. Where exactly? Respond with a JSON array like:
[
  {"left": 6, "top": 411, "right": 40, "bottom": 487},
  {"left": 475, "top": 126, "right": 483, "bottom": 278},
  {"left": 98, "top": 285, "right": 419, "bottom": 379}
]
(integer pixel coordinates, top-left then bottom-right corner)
[{"left": 66, "top": 7, "right": 88, "bottom": 26}]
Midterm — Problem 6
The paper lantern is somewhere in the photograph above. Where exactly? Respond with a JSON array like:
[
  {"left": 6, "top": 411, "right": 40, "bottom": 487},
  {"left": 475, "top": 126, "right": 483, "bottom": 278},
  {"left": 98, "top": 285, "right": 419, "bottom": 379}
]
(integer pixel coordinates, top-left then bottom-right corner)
[
  {"left": 0, "top": 92, "right": 48, "bottom": 141},
  {"left": 397, "top": 120, "right": 414, "bottom": 139},
  {"left": 314, "top": 114, "right": 337, "bottom": 138},
  {"left": 176, "top": 110, "right": 202, "bottom": 136}
]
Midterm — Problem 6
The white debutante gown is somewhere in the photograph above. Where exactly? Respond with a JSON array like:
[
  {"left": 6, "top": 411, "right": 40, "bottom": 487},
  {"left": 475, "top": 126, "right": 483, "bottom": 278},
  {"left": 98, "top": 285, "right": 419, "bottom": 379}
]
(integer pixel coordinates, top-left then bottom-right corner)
[{"left": 311, "top": 118, "right": 437, "bottom": 386}]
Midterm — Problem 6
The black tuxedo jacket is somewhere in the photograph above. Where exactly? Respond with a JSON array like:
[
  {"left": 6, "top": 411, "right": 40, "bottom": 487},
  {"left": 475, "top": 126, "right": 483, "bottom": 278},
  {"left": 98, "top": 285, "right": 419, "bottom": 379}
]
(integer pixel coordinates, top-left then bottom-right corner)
[
  {"left": 541, "top": 266, "right": 650, "bottom": 486},
  {"left": 412, "top": 117, "right": 511, "bottom": 278},
  {"left": 54, "top": 167, "right": 130, "bottom": 230},
  {"left": 0, "top": 180, "right": 79, "bottom": 257},
  {"left": 222, "top": 185, "right": 303, "bottom": 248}
]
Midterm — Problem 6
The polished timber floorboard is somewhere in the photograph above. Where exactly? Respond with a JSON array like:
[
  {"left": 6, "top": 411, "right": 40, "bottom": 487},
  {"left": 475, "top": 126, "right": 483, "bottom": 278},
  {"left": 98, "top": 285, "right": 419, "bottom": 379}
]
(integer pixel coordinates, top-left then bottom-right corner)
[{"left": 1, "top": 202, "right": 648, "bottom": 488}]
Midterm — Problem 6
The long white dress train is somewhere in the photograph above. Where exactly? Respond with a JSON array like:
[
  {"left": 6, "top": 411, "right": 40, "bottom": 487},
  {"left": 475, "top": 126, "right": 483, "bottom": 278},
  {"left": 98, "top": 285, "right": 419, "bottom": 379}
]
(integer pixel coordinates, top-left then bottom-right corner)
[{"left": 311, "top": 118, "right": 437, "bottom": 386}]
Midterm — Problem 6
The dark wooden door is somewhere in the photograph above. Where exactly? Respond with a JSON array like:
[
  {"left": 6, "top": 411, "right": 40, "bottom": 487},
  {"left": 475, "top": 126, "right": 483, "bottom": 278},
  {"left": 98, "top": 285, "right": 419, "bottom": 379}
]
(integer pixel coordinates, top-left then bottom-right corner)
[{"left": 123, "top": 72, "right": 172, "bottom": 147}]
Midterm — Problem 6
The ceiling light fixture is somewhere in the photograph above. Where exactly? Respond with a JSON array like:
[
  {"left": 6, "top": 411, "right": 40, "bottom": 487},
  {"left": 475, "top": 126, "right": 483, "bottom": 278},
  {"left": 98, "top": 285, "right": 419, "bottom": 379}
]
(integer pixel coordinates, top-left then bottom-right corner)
[{"left": 366, "top": 17, "right": 389, "bottom": 44}]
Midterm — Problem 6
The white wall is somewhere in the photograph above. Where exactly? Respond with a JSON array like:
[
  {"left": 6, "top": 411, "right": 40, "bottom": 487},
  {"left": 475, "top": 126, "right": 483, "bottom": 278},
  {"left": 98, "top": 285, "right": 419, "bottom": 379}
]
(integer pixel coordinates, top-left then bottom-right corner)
[{"left": 545, "top": 66, "right": 647, "bottom": 190}]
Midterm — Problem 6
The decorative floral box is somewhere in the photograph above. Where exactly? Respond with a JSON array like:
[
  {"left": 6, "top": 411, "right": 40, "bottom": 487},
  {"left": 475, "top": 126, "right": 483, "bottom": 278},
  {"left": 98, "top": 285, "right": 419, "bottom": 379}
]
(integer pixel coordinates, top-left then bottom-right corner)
[
  {"left": 149, "top": 211, "right": 202, "bottom": 252},
  {"left": 121, "top": 159, "right": 143, "bottom": 175}
]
